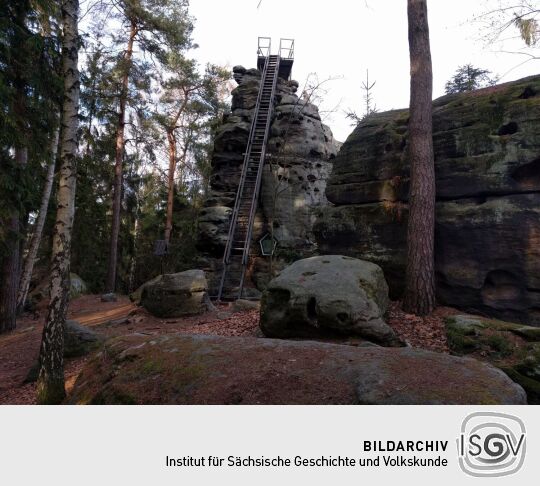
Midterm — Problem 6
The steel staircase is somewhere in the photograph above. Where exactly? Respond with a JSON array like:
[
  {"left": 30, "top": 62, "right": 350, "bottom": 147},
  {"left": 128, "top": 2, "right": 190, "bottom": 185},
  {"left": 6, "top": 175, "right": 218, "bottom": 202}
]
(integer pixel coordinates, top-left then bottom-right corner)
[{"left": 216, "top": 54, "right": 280, "bottom": 301}]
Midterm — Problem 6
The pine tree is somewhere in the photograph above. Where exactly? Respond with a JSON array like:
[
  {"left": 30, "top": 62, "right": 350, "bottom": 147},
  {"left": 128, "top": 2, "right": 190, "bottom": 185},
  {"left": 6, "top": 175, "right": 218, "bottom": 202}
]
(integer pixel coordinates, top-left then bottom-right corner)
[
  {"left": 155, "top": 56, "right": 229, "bottom": 245},
  {"left": 102, "top": 0, "right": 194, "bottom": 293},
  {"left": 403, "top": 0, "right": 436, "bottom": 316}
]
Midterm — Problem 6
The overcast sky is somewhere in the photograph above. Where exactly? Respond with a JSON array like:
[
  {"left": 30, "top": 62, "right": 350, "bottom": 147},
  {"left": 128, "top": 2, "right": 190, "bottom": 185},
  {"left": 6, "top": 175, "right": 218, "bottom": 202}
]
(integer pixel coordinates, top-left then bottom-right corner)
[{"left": 188, "top": 0, "right": 539, "bottom": 142}]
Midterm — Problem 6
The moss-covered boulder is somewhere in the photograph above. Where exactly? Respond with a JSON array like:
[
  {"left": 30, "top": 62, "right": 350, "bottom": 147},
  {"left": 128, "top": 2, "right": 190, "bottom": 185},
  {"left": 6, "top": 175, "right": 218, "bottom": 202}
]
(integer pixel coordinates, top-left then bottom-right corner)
[
  {"left": 445, "top": 314, "right": 540, "bottom": 403},
  {"left": 260, "top": 255, "right": 402, "bottom": 346},
  {"left": 315, "top": 76, "right": 540, "bottom": 324},
  {"left": 140, "top": 270, "right": 212, "bottom": 318},
  {"left": 68, "top": 333, "right": 526, "bottom": 405}
]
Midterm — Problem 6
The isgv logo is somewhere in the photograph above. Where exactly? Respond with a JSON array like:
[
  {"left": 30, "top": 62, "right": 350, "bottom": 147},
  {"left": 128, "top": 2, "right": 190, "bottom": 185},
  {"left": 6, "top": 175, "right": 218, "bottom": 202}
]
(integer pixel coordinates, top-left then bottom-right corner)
[{"left": 457, "top": 412, "right": 526, "bottom": 477}]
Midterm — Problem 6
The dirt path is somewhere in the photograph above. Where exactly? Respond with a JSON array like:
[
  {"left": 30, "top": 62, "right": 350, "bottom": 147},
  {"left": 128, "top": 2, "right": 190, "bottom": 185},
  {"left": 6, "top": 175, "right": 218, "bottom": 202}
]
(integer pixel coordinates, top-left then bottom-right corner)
[
  {"left": 0, "top": 296, "right": 137, "bottom": 404},
  {"left": 0, "top": 295, "right": 259, "bottom": 405}
]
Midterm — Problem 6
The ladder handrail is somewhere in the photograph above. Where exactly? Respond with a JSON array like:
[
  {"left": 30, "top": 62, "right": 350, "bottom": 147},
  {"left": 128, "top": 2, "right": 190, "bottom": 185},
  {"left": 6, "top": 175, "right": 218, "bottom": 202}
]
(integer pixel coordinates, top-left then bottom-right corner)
[
  {"left": 237, "top": 55, "right": 280, "bottom": 298},
  {"left": 216, "top": 55, "right": 280, "bottom": 301},
  {"left": 220, "top": 57, "right": 270, "bottom": 267}
]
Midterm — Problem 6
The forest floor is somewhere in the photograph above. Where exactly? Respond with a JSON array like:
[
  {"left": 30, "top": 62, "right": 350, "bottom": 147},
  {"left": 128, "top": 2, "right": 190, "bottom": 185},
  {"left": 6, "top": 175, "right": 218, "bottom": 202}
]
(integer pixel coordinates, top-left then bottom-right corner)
[{"left": 0, "top": 295, "right": 457, "bottom": 405}]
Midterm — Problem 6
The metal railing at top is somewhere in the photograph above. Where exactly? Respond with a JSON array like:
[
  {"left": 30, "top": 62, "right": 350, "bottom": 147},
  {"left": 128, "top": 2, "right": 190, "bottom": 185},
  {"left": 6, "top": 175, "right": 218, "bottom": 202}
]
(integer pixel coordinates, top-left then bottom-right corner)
[
  {"left": 257, "top": 37, "right": 271, "bottom": 58},
  {"left": 279, "top": 38, "right": 294, "bottom": 59}
]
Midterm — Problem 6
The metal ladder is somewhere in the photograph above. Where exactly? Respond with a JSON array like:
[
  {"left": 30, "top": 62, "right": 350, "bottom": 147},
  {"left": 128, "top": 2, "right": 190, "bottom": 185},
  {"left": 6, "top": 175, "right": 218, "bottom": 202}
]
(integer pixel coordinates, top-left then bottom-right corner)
[{"left": 216, "top": 54, "right": 280, "bottom": 301}]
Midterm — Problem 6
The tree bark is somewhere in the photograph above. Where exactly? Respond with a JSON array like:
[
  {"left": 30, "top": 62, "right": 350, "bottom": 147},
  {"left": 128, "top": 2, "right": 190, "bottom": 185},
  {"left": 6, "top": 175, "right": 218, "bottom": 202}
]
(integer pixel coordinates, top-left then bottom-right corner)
[
  {"left": 17, "top": 128, "right": 59, "bottom": 312},
  {"left": 105, "top": 18, "right": 137, "bottom": 293},
  {"left": 402, "top": 0, "right": 436, "bottom": 316},
  {"left": 36, "top": 0, "right": 80, "bottom": 404},
  {"left": 164, "top": 130, "right": 177, "bottom": 245},
  {"left": 0, "top": 148, "right": 27, "bottom": 333},
  {"left": 163, "top": 94, "right": 190, "bottom": 245}
]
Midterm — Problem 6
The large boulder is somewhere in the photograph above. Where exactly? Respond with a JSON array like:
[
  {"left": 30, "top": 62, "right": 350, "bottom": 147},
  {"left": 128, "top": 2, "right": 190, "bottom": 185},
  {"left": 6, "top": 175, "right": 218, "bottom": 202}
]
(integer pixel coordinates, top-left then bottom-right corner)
[
  {"left": 260, "top": 255, "right": 402, "bottom": 346},
  {"left": 315, "top": 75, "right": 540, "bottom": 325},
  {"left": 28, "top": 272, "right": 88, "bottom": 306},
  {"left": 68, "top": 333, "right": 526, "bottom": 404},
  {"left": 140, "top": 270, "right": 212, "bottom": 318}
]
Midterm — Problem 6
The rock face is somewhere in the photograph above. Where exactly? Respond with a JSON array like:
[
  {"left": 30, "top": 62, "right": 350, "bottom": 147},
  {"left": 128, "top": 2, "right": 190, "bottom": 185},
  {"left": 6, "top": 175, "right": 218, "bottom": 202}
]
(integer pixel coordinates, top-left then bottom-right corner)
[
  {"left": 315, "top": 76, "right": 540, "bottom": 325},
  {"left": 445, "top": 314, "right": 540, "bottom": 404},
  {"left": 140, "top": 270, "right": 212, "bottom": 318},
  {"left": 68, "top": 333, "right": 526, "bottom": 404},
  {"left": 260, "top": 255, "right": 402, "bottom": 346},
  {"left": 197, "top": 65, "right": 340, "bottom": 293}
]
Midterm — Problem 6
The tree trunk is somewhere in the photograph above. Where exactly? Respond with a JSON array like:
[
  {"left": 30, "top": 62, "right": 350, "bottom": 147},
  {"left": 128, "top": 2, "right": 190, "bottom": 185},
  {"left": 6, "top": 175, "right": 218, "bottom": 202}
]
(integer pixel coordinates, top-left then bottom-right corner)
[
  {"left": 402, "top": 0, "right": 436, "bottom": 316},
  {"left": 164, "top": 130, "right": 177, "bottom": 245},
  {"left": 0, "top": 148, "right": 27, "bottom": 333},
  {"left": 36, "top": 0, "right": 80, "bottom": 404},
  {"left": 105, "top": 18, "right": 137, "bottom": 293},
  {"left": 128, "top": 210, "right": 140, "bottom": 293},
  {"left": 17, "top": 128, "right": 59, "bottom": 312}
]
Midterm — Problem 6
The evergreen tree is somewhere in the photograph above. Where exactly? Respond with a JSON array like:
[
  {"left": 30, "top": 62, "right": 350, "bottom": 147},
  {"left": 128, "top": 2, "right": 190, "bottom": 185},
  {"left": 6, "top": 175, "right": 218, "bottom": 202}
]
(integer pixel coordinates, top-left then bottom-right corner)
[
  {"left": 154, "top": 55, "right": 229, "bottom": 245},
  {"left": 97, "top": 0, "right": 194, "bottom": 293},
  {"left": 445, "top": 64, "right": 498, "bottom": 94},
  {"left": 0, "top": 0, "right": 61, "bottom": 332},
  {"left": 403, "top": 0, "right": 436, "bottom": 316}
]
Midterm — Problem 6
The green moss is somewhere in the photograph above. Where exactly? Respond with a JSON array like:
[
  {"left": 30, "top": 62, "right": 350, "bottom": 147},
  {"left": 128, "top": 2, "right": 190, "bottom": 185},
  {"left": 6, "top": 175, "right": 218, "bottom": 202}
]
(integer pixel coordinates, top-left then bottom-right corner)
[
  {"left": 446, "top": 327, "right": 479, "bottom": 355},
  {"left": 500, "top": 368, "right": 540, "bottom": 404},
  {"left": 511, "top": 327, "right": 540, "bottom": 342},
  {"left": 141, "top": 358, "right": 165, "bottom": 376},
  {"left": 485, "top": 334, "right": 514, "bottom": 358}
]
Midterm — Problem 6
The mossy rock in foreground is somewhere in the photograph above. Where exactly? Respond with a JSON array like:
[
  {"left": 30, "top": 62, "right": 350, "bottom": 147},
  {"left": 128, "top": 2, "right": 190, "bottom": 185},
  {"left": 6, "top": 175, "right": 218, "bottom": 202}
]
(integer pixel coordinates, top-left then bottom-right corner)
[
  {"left": 67, "top": 333, "right": 525, "bottom": 405},
  {"left": 445, "top": 315, "right": 540, "bottom": 404}
]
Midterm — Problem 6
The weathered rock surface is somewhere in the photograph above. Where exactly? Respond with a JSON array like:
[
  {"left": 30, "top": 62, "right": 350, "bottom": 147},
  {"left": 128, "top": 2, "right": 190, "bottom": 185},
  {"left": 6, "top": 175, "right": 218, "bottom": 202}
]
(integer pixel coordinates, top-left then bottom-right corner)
[
  {"left": 68, "top": 333, "right": 526, "bottom": 404},
  {"left": 64, "top": 320, "right": 103, "bottom": 358},
  {"left": 28, "top": 272, "right": 88, "bottom": 306},
  {"left": 130, "top": 275, "right": 162, "bottom": 304},
  {"left": 446, "top": 314, "right": 540, "bottom": 403},
  {"left": 140, "top": 270, "right": 212, "bottom": 318},
  {"left": 260, "top": 255, "right": 402, "bottom": 346},
  {"left": 315, "top": 76, "right": 540, "bottom": 324},
  {"left": 197, "top": 64, "right": 340, "bottom": 293}
]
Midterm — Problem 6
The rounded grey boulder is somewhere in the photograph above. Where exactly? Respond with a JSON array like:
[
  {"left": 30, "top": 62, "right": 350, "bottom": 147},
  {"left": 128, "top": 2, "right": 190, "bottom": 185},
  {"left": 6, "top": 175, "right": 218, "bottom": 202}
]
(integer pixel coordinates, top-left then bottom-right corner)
[
  {"left": 141, "top": 270, "right": 212, "bottom": 318},
  {"left": 260, "top": 255, "right": 403, "bottom": 346}
]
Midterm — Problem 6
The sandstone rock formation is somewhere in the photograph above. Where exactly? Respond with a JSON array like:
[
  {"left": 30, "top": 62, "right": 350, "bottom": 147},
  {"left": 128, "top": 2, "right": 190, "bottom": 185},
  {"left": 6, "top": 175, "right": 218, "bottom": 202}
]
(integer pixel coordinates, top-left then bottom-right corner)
[
  {"left": 68, "top": 333, "right": 526, "bottom": 404},
  {"left": 260, "top": 255, "right": 402, "bottom": 346},
  {"left": 197, "top": 65, "right": 339, "bottom": 292},
  {"left": 315, "top": 76, "right": 540, "bottom": 325},
  {"left": 140, "top": 270, "right": 212, "bottom": 317}
]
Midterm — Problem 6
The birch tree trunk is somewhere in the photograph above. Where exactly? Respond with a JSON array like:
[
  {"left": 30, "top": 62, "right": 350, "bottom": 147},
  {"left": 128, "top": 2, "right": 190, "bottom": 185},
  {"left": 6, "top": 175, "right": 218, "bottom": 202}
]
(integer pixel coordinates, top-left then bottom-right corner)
[
  {"left": 105, "top": 19, "right": 138, "bottom": 293},
  {"left": 402, "top": 0, "right": 436, "bottom": 316},
  {"left": 17, "top": 128, "right": 59, "bottom": 313},
  {"left": 36, "top": 0, "right": 80, "bottom": 404}
]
